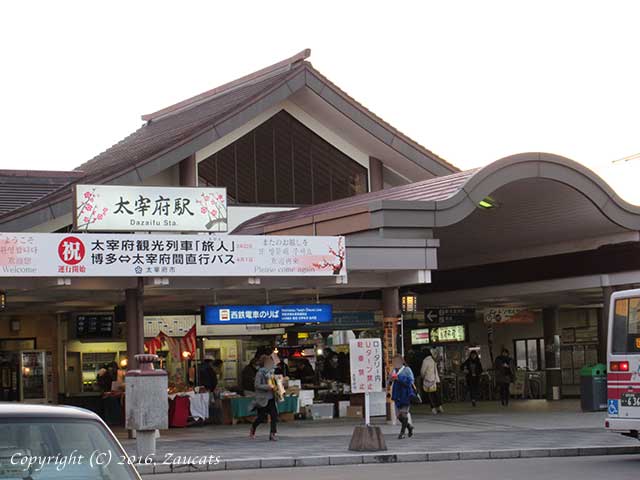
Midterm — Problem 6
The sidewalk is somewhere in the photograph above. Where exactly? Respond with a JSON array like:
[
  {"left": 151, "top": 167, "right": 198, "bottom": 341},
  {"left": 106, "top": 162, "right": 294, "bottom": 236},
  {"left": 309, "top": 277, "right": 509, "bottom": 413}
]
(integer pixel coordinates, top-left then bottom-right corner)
[{"left": 118, "top": 400, "right": 640, "bottom": 475}]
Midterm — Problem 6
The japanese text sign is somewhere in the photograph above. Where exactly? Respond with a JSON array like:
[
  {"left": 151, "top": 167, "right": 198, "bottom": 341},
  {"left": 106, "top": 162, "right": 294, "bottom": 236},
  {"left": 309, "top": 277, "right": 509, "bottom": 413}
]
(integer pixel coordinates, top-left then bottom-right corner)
[
  {"left": 484, "top": 307, "right": 535, "bottom": 325},
  {"left": 74, "top": 185, "right": 228, "bottom": 232},
  {"left": 0, "top": 233, "right": 346, "bottom": 277},
  {"left": 203, "top": 304, "right": 332, "bottom": 325},
  {"left": 349, "top": 338, "right": 383, "bottom": 393}
]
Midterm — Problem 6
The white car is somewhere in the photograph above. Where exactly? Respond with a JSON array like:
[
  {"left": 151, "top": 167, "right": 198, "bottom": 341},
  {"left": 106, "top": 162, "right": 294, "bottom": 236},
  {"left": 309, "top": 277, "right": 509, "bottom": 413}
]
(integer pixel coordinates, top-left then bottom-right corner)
[{"left": 0, "top": 403, "right": 141, "bottom": 479}]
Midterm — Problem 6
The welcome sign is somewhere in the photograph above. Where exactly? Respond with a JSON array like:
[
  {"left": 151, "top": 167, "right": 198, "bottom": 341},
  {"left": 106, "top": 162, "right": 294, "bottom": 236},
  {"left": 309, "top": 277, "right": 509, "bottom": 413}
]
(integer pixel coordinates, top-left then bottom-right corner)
[{"left": 0, "top": 233, "right": 346, "bottom": 277}]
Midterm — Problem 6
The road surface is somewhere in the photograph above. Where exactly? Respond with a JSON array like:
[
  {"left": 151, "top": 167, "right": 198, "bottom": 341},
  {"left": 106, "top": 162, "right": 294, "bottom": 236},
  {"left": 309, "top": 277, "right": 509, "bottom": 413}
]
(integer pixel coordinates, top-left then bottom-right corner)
[{"left": 151, "top": 454, "right": 640, "bottom": 480}]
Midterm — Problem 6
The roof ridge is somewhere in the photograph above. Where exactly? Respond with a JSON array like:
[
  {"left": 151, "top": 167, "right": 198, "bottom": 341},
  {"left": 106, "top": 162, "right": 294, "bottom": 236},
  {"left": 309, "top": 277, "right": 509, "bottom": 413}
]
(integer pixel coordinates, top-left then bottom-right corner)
[
  {"left": 303, "top": 62, "right": 459, "bottom": 173},
  {"left": 141, "top": 49, "right": 311, "bottom": 123}
]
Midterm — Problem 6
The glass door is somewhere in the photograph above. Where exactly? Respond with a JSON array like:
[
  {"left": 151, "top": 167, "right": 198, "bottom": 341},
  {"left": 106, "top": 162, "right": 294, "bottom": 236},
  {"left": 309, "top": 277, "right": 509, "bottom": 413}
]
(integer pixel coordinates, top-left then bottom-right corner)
[{"left": 20, "top": 350, "right": 47, "bottom": 403}]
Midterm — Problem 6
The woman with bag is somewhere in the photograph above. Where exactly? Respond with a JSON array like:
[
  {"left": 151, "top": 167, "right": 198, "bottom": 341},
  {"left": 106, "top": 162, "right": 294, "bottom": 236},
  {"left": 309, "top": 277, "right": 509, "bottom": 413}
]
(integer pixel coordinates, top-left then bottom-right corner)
[
  {"left": 420, "top": 348, "right": 444, "bottom": 414},
  {"left": 494, "top": 348, "right": 516, "bottom": 406},
  {"left": 389, "top": 355, "right": 416, "bottom": 439},
  {"left": 249, "top": 354, "right": 279, "bottom": 441}
]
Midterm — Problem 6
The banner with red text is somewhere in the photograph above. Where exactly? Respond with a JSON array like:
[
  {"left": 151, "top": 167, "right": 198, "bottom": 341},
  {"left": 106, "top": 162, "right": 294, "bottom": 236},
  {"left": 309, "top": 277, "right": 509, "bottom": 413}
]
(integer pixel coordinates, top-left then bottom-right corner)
[{"left": 0, "top": 233, "right": 346, "bottom": 277}]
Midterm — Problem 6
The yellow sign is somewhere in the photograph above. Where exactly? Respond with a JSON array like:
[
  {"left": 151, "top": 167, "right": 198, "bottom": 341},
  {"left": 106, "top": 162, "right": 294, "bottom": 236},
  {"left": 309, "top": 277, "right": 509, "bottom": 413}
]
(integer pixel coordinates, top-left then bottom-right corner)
[{"left": 635, "top": 337, "right": 640, "bottom": 349}]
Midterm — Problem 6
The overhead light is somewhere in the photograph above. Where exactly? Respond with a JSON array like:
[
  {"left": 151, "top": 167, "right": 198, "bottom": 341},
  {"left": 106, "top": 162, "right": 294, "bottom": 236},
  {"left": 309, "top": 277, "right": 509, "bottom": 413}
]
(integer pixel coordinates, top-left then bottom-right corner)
[
  {"left": 478, "top": 197, "right": 498, "bottom": 209},
  {"left": 401, "top": 292, "right": 417, "bottom": 314},
  {"left": 0, "top": 291, "right": 5, "bottom": 311}
]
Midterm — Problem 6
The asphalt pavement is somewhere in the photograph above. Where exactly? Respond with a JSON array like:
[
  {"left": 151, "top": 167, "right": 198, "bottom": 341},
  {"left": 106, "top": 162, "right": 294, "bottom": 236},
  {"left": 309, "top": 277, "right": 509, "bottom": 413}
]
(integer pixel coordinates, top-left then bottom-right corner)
[
  {"left": 123, "top": 400, "right": 640, "bottom": 475},
  {"left": 148, "top": 454, "right": 640, "bottom": 480}
]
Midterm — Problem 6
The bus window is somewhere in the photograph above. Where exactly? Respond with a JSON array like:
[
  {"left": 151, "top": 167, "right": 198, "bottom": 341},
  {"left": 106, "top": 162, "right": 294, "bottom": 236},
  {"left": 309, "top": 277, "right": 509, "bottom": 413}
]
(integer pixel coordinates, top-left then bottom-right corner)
[{"left": 612, "top": 297, "right": 640, "bottom": 354}]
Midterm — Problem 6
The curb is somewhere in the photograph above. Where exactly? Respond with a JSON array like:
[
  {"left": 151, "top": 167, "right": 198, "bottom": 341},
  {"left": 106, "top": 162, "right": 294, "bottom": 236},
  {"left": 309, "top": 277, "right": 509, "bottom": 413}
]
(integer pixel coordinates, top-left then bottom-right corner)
[{"left": 136, "top": 445, "right": 640, "bottom": 475}]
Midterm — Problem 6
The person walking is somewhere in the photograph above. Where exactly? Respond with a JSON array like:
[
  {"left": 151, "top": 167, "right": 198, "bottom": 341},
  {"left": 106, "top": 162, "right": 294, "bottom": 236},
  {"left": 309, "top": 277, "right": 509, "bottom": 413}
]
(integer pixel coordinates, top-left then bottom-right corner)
[
  {"left": 494, "top": 348, "right": 515, "bottom": 406},
  {"left": 389, "top": 355, "right": 416, "bottom": 439},
  {"left": 249, "top": 354, "right": 279, "bottom": 441},
  {"left": 420, "top": 348, "right": 444, "bottom": 414},
  {"left": 241, "top": 357, "right": 258, "bottom": 395},
  {"left": 461, "top": 350, "right": 483, "bottom": 407}
]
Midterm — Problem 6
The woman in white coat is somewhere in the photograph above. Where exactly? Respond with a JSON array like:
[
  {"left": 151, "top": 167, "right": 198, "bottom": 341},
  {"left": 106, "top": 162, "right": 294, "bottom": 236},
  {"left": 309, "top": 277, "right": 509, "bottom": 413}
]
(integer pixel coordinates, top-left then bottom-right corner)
[{"left": 420, "top": 348, "right": 444, "bottom": 414}]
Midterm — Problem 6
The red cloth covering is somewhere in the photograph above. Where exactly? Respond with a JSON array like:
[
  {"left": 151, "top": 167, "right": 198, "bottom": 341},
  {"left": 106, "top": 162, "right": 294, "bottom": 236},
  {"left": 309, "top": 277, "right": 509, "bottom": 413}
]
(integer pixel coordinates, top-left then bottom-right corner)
[{"left": 168, "top": 395, "right": 190, "bottom": 428}]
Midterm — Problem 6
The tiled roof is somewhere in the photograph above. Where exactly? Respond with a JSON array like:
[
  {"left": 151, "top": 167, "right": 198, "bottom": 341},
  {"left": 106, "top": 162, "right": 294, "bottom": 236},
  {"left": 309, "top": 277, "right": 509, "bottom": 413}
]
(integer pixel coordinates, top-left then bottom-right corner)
[
  {"left": 0, "top": 170, "right": 82, "bottom": 215},
  {"left": 74, "top": 67, "right": 302, "bottom": 178},
  {"left": 0, "top": 49, "right": 458, "bottom": 225},
  {"left": 233, "top": 168, "right": 479, "bottom": 234}
]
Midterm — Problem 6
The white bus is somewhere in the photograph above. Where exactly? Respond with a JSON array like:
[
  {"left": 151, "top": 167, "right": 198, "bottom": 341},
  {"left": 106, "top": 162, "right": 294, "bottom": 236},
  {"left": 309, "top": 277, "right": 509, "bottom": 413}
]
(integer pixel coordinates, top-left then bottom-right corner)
[{"left": 605, "top": 288, "right": 640, "bottom": 440}]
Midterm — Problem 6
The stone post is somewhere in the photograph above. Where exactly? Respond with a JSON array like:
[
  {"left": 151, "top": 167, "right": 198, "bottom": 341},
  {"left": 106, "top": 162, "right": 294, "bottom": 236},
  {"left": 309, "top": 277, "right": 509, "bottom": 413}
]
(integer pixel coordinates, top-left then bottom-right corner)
[{"left": 125, "top": 354, "right": 168, "bottom": 457}]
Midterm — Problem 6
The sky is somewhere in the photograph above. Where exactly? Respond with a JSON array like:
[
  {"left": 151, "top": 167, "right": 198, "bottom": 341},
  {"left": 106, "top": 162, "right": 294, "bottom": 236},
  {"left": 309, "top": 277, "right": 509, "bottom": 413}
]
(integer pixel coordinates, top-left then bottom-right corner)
[{"left": 1, "top": 1, "right": 638, "bottom": 203}]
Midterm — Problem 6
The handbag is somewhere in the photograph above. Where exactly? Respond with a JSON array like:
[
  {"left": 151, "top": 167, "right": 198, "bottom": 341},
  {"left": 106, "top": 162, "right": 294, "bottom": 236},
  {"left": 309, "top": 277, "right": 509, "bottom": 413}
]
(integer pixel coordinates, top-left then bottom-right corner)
[{"left": 423, "top": 378, "right": 438, "bottom": 393}]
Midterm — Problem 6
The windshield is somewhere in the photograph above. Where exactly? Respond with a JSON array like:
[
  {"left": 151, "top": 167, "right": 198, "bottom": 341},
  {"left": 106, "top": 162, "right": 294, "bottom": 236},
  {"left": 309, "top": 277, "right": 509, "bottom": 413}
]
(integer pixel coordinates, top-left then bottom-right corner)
[
  {"left": 611, "top": 297, "right": 640, "bottom": 355},
  {"left": 0, "top": 418, "right": 139, "bottom": 479}
]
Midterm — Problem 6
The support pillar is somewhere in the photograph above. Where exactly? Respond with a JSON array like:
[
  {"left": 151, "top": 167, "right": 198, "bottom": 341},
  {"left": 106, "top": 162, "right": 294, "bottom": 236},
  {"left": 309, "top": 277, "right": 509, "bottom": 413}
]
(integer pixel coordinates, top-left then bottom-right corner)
[
  {"left": 125, "top": 278, "right": 145, "bottom": 371},
  {"left": 382, "top": 288, "right": 400, "bottom": 425},
  {"left": 382, "top": 288, "right": 400, "bottom": 371},
  {"left": 369, "top": 157, "right": 384, "bottom": 192},
  {"left": 179, "top": 155, "right": 197, "bottom": 187},
  {"left": 599, "top": 286, "right": 614, "bottom": 363},
  {"left": 543, "top": 307, "right": 561, "bottom": 401}
]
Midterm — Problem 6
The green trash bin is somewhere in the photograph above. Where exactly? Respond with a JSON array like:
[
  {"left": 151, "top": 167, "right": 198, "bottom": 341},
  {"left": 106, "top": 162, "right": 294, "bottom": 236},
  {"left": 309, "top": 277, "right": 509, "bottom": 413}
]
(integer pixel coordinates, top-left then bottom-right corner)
[{"left": 580, "top": 363, "right": 607, "bottom": 411}]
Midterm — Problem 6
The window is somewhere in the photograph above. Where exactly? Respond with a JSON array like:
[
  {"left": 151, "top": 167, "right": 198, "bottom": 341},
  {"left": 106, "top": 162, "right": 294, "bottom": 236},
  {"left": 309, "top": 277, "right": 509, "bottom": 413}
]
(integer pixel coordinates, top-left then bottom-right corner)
[
  {"left": 514, "top": 338, "right": 545, "bottom": 371},
  {"left": 198, "top": 110, "right": 368, "bottom": 205},
  {"left": 612, "top": 297, "right": 640, "bottom": 354}
]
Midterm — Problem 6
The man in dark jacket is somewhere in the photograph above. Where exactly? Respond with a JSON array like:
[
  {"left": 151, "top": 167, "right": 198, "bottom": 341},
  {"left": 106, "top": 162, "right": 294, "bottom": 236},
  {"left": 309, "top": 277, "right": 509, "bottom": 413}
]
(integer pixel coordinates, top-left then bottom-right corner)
[
  {"left": 461, "top": 350, "right": 483, "bottom": 406},
  {"left": 198, "top": 357, "right": 218, "bottom": 392},
  {"left": 495, "top": 348, "right": 515, "bottom": 406},
  {"left": 241, "top": 357, "right": 258, "bottom": 394}
]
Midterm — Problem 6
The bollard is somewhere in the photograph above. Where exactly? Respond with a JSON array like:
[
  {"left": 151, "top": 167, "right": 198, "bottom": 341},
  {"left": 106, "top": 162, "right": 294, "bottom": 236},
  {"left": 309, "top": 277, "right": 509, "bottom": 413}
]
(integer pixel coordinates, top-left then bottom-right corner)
[{"left": 125, "top": 354, "right": 168, "bottom": 458}]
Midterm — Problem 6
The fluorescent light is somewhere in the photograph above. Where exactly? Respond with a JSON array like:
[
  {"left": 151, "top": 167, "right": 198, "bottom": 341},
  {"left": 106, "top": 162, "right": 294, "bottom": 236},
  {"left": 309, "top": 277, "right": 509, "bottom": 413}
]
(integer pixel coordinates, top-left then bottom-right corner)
[{"left": 478, "top": 197, "right": 498, "bottom": 209}]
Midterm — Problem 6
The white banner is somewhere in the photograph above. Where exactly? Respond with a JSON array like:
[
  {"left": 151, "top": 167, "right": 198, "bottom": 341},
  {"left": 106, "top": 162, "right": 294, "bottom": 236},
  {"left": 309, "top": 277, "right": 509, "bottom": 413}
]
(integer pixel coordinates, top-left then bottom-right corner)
[
  {"left": 0, "top": 233, "right": 346, "bottom": 277},
  {"left": 74, "top": 184, "right": 228, "bottom": 232},
  {"left": 349, "top": 338, "right": 383, "bottom": 393},
  {"left": 484, "top": 307, "right": 535, "bottom": 325}
]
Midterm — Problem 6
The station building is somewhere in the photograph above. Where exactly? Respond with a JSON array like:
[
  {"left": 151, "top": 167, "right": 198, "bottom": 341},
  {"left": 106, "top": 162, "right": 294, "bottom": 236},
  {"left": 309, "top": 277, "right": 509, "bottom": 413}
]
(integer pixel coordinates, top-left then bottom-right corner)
[{"left": 0, "top": 49, "right": 639, "bottom": 407}]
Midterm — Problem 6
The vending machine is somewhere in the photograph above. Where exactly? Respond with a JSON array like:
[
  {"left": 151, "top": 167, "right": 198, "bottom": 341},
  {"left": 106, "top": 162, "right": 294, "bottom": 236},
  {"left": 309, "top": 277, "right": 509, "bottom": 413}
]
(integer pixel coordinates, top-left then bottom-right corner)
[
  {"left": 19, "top": 350, "right": 54, "bottom": 403},
  {"left": 0, "top": 351, "right": 19, "bottom": 401}
]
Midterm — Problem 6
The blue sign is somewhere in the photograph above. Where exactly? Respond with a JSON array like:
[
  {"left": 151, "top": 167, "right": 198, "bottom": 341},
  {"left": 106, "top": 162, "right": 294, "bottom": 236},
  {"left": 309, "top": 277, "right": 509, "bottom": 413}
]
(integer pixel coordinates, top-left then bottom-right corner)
[
  {"left": 291, "top": 311, "right": 376, "bottom": 332},
  {"left": 203, "top": 304, "right": 332, "bottom": 325},
  {"left": 608, "top": 399, "right": 619, "bottom": 416}
]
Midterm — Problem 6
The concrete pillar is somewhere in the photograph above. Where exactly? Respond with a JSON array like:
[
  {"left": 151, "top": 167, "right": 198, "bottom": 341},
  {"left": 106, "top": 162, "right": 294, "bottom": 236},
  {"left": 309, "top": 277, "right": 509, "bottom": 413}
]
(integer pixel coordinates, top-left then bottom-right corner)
[
  {"left": 369, "top": 157, "right": 384, "bottom": 192},
  {"left": 125, "top": 279, "right": 145, "bottom": 371},
  {"left": 599, "top": 286, "right": 614, "bottom": 363},
  {"left": 286, "top": 329, "right": 299, "bottom": 346},
  {"left": 543, "top": 307, "right": 561, "bottom": 400},
  {"left": 179, "top": 155, "right": 197, "bottom": 187}
]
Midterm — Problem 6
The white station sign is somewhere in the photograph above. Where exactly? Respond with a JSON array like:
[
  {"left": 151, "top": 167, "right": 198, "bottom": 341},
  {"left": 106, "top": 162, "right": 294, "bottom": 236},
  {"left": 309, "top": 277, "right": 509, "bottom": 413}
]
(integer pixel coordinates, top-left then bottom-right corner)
[
  {"left": 0, "top": 233, "right": 346, "bottom": 277},
  {"left": 73, "top": 185, "right": 228, "bottom": 232}
]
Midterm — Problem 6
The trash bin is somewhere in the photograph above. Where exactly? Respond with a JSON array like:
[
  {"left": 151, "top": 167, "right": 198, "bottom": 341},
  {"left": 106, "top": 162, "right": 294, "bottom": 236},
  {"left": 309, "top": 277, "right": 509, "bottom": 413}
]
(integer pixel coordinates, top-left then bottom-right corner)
[{"left": 580, "top": 364, "right": 607, "bottom": 411}]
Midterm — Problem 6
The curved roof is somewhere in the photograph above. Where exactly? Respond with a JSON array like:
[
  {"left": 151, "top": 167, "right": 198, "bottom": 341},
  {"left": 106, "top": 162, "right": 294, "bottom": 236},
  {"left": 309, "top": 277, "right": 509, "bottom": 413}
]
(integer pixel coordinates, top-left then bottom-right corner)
[{"left": 233, "top": 152, "right": 640, "bottom": 235}]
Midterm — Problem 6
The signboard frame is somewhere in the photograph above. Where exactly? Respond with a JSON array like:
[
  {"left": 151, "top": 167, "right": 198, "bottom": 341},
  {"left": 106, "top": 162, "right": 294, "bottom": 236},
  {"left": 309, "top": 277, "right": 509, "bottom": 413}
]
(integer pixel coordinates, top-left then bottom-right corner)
[
  {"left": 202, "top": 304, "right": 333, "bottom": 325},
  {"left": 75, "top": 313, "right": 115, "bottom": 339},
  {"left": 409, "top": 323, "right": 468, "bottom": 346},
  {"left": 73, "top": 184, "right": 228, "bottom": 233},
  {"left": 424, "top": 307, "right": 475, "bottom": 325},
  {"left": 0, "top": 233, "right": 346, "bottom": 277},
  {"left": 349, "top": 338, "right": 383, "bottom": 426}
]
